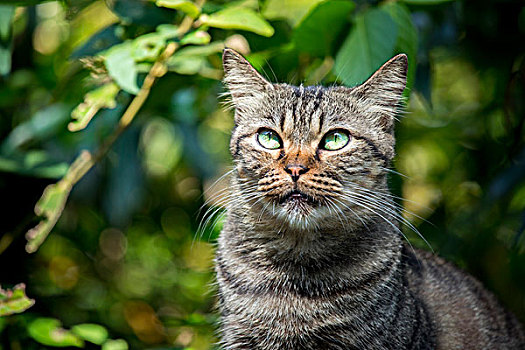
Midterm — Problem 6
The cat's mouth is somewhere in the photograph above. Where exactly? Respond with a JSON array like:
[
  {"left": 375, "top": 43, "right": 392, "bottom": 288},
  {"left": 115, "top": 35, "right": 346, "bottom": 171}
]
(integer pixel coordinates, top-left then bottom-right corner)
[{"left": 279, "top": 190, "right": 318, "bottom": 206}]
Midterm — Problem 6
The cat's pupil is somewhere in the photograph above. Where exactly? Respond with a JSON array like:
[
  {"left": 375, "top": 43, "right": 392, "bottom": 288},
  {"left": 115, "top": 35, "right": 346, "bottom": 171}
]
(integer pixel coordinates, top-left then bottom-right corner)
[
  {"left": 323, "top": 131, "right": 349, "bottom": 151},
  {"left": 258, "top": 129, "right": 281, "bottom": 149}
]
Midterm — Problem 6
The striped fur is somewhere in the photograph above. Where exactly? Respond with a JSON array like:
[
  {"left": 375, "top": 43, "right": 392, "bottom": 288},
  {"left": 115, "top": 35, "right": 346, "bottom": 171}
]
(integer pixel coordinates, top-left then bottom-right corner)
[{"left": 216, "top": 49, "right": 525, "bottom": 349}]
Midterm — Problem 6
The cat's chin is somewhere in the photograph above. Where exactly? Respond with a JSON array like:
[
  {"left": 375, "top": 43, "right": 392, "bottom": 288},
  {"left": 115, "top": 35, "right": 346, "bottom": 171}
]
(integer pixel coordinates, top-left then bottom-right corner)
[{"left": 272, "top": 190, "right": 325, "bottom": 230}]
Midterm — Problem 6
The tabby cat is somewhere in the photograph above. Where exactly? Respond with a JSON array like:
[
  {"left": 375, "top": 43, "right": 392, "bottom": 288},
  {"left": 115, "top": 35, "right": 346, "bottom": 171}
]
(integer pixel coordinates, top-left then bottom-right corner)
[{"left": 215, "top": 48, "right": 525, "bottom": 349}]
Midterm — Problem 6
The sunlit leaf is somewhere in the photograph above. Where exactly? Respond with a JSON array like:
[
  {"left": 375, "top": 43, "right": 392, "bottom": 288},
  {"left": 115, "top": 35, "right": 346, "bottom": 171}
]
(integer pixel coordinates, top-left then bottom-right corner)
[
  {"left": 156, "top": 0, "right": 201, "bottom": 19},
  {"left": 28, "top": 318, "right": 84, "bottom": 348},
  {"left": 200, "top": 7, "right": 274, "bottom": 37},
  {"left": 292, "top": 0, "right": 354, "bottom": 56},
  {"left": 104, "top": 43, "right": 139, "bottom": 94},
  {"left": 169, "top": 55, "right": 206, "bottom": 75},
  {"left": 156, "top": 24, "right": 179, "bottom": 38},
  {"left": 131, "top": 33, "right": 166, "bottom": 61},
  {"left": 180, "top": 30, "right": 211, "bottom": 45},
  {"left": 334, "top": 7, "right": 398, "bottom": 86},
  {"left": 262, "top": 0, "right": 323, "bottom": 26},
  {"left": 0, "top": 284, "right": 35, "bottom": 316},
  {"left": 102, "top": 339, "right": 129, "bottom": 350},
  {"left": 167, "top": 41, "right": 223, "bottom": 75},
  {"left": 71, "top": 324, "right": 109, "bottom": 345},
  {"left": 25, "top": 151, "right": 92, "bottom": 253},
  {"left": 69, "top": 83, "right": 120, "bottom": 132}
]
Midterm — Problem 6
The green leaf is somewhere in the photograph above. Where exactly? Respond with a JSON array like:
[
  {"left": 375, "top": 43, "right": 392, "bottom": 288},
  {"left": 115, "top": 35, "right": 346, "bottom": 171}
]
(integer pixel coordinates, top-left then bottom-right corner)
[
  {"left": 167, "top": 41, "right": 223, "bottom": 75},
  {"left": 104, "top": 43, "right": 139, "bottom": 94},
  {"left": 131, "top": 33, "right": 166, "bottom": 61},
  {"left": 169, "top": 55, "right": 207, "bottom": 75},
  {"left": 25, "top": 151, "right": 92, "bottom": 253},
  {"left": 102, "top": 339, "right": 129, "bottom": 350},
  {"left": 262, "top": 0, "right": 324, "bottom": 26},
  {"left": 334, "top": 8, "right": 398, "bottom": 86},
  {"left": 292, "top": 0, "right": 354, "bottom": 56},
  {"left": 0, "top": 152, "right": 68, "bottom": 178},
  {"left": 71, "top": 324, "right": 109, "bottom": 345},
  {"left": 382, "top": 2, "right": 418, "bottom": 90},
  {"left": 180, "top": 30, "right": 211, "bottom": 45},
  {"left": 69, "top": 83, "right": 119, "bottom": 132},
  {"left": 0, "top": 284, "right": 35, "bottom": 316},
  {"left": 200, "top": 7, "right": 274, "bottom": 37},
  {"left": 156, "top": 0, "right": 201, "bottom": 18},
  {"left": 28, "top": 318, "right": 84, "bottom": 348},
  {"left": 0, "top": 5, "right": 14, "bottom": 41},
  {"left": 1, "top": 103, "right": 70, "bottom": 154},
  {"left": 400, "top": 0, "right": 454, "bottom": 4},
  {"left": 156, "top": 24, "right": 179, "bottom": 39},
  {"left": 0, "top": 5, "right": 15, "bottom": 75},
  {"left": 25, "top": 183, "right": 71, "bottom": 253}
]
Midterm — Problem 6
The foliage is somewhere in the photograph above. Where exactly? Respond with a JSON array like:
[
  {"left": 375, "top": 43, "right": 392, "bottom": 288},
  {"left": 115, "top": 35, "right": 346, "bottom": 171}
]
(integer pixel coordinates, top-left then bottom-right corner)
[
  {"left": 0, "top": 284, "right": 34, "bottom": 316},
  {"left": 0, "top": 0, "right": 524, "bottom": 349}
]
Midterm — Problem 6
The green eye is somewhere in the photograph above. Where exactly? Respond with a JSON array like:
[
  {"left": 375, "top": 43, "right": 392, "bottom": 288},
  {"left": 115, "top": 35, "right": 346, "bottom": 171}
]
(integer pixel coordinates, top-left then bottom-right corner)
[
  {"left": 322, "top": 130, "right": 350, "bottom": 151},
  {"left": 257, "top": 129, "right": 281, "bottom": 149}
]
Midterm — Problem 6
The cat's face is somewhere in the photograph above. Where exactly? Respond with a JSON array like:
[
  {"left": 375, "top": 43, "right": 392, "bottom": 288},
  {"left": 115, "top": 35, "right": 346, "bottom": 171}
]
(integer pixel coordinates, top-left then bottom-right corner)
[{"left": 222, "top": 49, "right": 407, "bottom": 231}]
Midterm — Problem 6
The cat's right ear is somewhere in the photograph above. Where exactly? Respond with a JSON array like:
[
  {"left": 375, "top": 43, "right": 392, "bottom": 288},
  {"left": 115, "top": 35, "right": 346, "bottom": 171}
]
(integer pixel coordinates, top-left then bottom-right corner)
[{"left": 222, "top": 48, "right": 273, "bottom": 113}]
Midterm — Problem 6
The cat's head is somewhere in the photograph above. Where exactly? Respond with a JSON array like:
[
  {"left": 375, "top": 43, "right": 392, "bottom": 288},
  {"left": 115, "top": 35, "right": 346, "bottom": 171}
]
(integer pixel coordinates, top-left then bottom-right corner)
[{"left": 222, "top": 49, "right": 407, "bottom": 232}]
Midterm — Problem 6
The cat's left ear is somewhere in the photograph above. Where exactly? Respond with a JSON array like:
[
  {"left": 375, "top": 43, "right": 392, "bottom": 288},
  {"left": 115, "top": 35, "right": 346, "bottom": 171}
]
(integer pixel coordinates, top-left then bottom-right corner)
[
  {"left": 352, "top": 54, "right": 408, "bottom": 133},
  {"left": 222, "top": 48, "right": 273, "bottom": 115}
]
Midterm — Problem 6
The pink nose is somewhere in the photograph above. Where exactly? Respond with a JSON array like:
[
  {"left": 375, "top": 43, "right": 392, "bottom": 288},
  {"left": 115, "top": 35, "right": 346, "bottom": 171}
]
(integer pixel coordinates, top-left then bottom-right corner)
[{"left": 284, "top": 164, "right": 309, "bottom": 182}]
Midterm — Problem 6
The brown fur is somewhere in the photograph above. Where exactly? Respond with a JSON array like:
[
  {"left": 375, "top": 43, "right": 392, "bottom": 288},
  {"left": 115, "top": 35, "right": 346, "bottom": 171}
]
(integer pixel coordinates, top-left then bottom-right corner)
[{"left": 215, "top": 48, "right": 525, "bottom": 349}]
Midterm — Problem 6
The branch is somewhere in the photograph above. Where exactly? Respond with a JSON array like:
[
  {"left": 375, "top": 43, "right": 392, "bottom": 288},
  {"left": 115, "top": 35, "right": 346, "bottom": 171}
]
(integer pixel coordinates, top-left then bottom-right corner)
[{"left": 23, "top": 14, "right": 198, "bottom": 253}]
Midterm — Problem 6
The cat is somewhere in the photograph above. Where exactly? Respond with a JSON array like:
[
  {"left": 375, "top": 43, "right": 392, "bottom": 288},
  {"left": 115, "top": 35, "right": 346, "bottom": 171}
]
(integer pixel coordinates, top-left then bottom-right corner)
[{"left": 215, "top": 48, "right": 525, "bottom": 349}]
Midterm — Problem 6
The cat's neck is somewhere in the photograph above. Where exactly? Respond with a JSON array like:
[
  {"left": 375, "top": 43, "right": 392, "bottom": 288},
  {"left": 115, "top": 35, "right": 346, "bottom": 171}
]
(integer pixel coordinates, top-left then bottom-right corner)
[{"left": 222, "top": 200, "right": 403, "bottom": 272}]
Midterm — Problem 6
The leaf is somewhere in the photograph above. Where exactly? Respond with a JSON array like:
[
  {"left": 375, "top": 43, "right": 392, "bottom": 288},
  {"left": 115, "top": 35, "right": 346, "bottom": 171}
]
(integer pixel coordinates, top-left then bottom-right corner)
[
  {"left": 104, "top": 43, "right": 139, "bottom": 94},
  {"left": 262, "top": 0, "right": 324, "bottom": 26},
  {"left": 109, "top": 0, "right": 175, "bottom": 27},
  {"left": 180, "top": 30, "right": 211, "bottom": 45},
  {"left": 169, "top": 55, "right": 206, "bottom": 75},
  {"left": 0, "top": 5, "right": 14, "bottom": 41},
  {"left": 131, "top": 33, "right": 166, "bottom": 61},
  {"left": 200, "top": 7, "right": 274, "bottom": 37},
  {"left": 0, "top": 5, "right": 15, "bottom": 75},
  {"left": 0, "top": 284, "right": 35, "bottom": 316},
  {"left": 156, "top": 0, "right": 201, "bottom": 19},
  {"left": 167, "top": 41, "right": 223, "bottom": 75},
  {"left": 71, "top": 24, "right": 122, "bottom": 59},
  {"left": 25, "top": 151, "right": 92, "bottom": 253},
  {"left": 0, "top": 152, "right": 68, "bottom": 178},
  {"left": 1, "top": 104, "right": 70, "bottom": 154},
  {"left": 334, "top": 8, "right": 398, "bottom": 86},
  {"left": 69, "top": 83, "right": 120, "bottom": 132},
  {"left": 71, "top": 324, "right": 109, "bottom": 345},
  {"left": 382, "top": 2, "right": 418, "bottom": 90},
  {"left": 400, "top": 0, "right": 454, "bottom": 4},
  {"left": 156, "top": 24, "right": 179, "bottom": 39},
  {"left": 28, "top": 318, "right": 84, "bottom": 348},
  {"left": 292, "top": 0, "right": 354, "bottom": 56},
  {"left": 102, "top": 339, "right": 129, "bottom": 350}
]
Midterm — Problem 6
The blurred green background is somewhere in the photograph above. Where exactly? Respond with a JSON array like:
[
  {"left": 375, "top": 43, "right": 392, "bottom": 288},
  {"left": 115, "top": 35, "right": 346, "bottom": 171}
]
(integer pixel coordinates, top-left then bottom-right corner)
[{"left": 0, "top": 0, "right": 524, "bottom": 349}]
